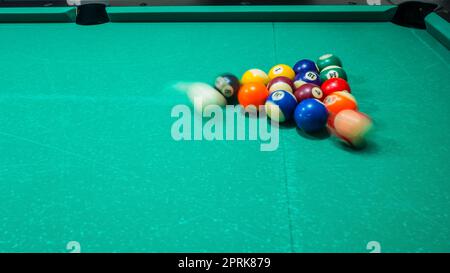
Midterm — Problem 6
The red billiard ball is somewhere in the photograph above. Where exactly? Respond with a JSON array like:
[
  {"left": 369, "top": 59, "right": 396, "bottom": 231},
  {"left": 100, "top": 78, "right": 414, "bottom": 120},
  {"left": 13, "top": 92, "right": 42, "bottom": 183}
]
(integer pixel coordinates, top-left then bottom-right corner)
[
  {"left": 321, "top": 78, "right": 351, "bottom": 97},
  {"left": 294, "top": 83, "right": 324, "bottom": 103}
]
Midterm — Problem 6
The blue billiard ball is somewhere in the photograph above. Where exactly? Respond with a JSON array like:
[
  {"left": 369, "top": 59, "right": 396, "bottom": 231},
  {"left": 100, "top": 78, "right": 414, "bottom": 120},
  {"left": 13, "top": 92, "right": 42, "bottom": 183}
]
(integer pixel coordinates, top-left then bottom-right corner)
[
  {"left": 293, "top": 59, "right": 319, "bottom": 74},
  {"left": 294, "top": 71, "right": 321, "bottom": 88},
  {"left": 294, "top": 98, "right": 329, "bottom": 133},
  {"left": 264, "top": 90, "right": 298, "bottom": 122}
]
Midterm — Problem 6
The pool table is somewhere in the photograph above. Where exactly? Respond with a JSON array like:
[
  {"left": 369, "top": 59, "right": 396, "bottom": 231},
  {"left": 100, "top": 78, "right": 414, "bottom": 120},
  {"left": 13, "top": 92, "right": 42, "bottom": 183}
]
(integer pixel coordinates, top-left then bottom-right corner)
[{"left": 0, "top": 2, "right": 449, "bottom": 253}]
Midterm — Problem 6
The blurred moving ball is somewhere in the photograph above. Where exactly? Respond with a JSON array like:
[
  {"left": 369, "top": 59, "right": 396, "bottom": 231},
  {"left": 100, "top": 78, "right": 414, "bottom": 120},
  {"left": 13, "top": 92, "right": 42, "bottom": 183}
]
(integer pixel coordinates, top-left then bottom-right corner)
[
  {"left": 186, "top": 82, "right": 227, "bottom": 114},
  {"left": 330, "top": 109, "right": 373, "bottom": 147}
]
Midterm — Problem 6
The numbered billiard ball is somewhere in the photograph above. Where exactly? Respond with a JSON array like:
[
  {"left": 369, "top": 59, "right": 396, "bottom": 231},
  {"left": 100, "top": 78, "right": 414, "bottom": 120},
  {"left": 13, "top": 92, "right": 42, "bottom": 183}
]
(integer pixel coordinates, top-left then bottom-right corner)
[
  {"left": 319, "top": 65, "right": 347, "bottom": 83},
  {"left": 268, "top": 64, "right": 295, "bottom": 80},
  {"left": 267, "top": 76, "right": 295, "bottom": 94},
  {"left": 214, "top": 73, "right": 240, "bottom": 99},
  {"left": 323, "top": 91, "right": 358, "bottom": 127},
  {"left": 238, "top": 82, "right": 269, "bottom": 110},
  {"left": 294, "top": 98, "right": 329, "bottom": 133},
  {"left": 265, "top": 90, "right": 298, "bottom": 122},
  {"left": 317, "top": 54, "right": 342, "bottom": 71},
  {"left": 294, "top": 71, "right": 321, "bottom": 88},
  {"left": 331, "top": 109, "right": 373, "bottom": 148},
  {"left": 293, "top": 59, "right": 319, "bottom": 74},
  {"left": 294, "top": 83, "right": 324, "bottom": 103},
  {"left": 321, "top": 78, "right": 351, "bottom": 97},
  {"left": 241, "top": 68, "right": 270, "bottom": 85}
]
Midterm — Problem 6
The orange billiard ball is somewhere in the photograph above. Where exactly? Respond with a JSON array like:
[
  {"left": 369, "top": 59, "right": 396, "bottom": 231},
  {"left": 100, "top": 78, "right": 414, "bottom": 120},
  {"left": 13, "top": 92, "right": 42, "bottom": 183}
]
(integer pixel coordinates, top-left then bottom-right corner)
[
  {"left": 323, "top": 91, "right": 358, "bottom": 127},
  {"left": 238, "top": 82, "right": 269, "bottom": 110}
]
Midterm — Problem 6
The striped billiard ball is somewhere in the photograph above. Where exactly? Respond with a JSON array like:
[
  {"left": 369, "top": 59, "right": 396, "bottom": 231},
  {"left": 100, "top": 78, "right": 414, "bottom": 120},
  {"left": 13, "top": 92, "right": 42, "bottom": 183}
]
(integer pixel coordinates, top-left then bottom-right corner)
[
  {"left": 319, "top": 65, "right": 348, "bottom": 82},
  {"left": 317, "top": 54, "right": 342, "bottom": 71},
  {"left": 214, "top": 73, "right": 240, "bottom": 99},
  {"left": 294, "top": 71, "right": 321, "bottom": 88},
  {"left": 265, "top": 90, "right": 298, "bottom": 122},
  {"left": 241, "top": 68, "right": 269, "bottom": 85},
  {"left": 267, "top": 76, "right": 295, "bottom": 94},
  {"left": 323, "top": 91, "right": 358, "bottom": 128}
]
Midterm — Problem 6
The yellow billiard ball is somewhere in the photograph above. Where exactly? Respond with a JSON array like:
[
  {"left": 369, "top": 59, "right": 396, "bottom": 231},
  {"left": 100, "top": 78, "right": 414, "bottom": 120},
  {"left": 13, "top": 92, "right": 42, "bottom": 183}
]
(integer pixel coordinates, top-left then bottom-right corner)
[
  {"left": 241, "top": 69, "right": 269, "bottom": 85},
  {"left": 268, "top": 64, "right": 295, "bottom": 81}
]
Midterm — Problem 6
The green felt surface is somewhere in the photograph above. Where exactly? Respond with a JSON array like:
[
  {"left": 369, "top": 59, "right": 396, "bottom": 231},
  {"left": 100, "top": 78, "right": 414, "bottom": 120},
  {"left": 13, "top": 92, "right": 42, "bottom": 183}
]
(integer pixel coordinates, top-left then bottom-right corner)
[{"left": 0, "top": 10, "right": 449, "bottom": 253}]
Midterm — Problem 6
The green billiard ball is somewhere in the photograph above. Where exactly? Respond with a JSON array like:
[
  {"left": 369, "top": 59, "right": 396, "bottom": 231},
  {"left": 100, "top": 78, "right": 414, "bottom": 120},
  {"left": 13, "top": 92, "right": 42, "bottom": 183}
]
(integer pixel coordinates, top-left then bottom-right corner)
[
  {"left": 317, "top": 54, "right": 342, "bottom": 71},
  {"left": 320, "top": 65, "right": 347, "bottom": 82}
]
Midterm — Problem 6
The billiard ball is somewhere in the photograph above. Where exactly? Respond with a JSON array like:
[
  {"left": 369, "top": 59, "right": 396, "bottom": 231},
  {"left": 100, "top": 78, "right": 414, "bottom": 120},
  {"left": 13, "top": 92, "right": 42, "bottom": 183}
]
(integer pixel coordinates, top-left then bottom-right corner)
[
  {"left": 321, "top": 78, "right": 351, "bottom": 97},
  {"left": 265, "top": 90, "right": 298, "bottom": 122},
  {"left": 238, "top": 82, "right": 269, "bottom": 110},
  {"left": 241, "top": 68, "right": 270, "bottom": 85},
  {"left": 293, "top": 59, "right": 319, "bottom": 74},
  {"left": 294, "top": 71, "right": 321, "bottom": 88},
  {"left": 267, "top": 76, "right": 295, "bottom": 94},
  {"left": 214, "top": 73, "right": 240, "bottom": 99},
  {"left": 330, "top": 109, "right": 373, "bottom": 147},
  {"left": 294, "top": 84, "right": 324, "bottom": 102},
  {"left": 268, "top": 64, "right": 295, "bottom": 80},
  {"left": 319, "top": 65, "right": 348, "bottom": 82},
  {"left": 323, "top": 91, "right": 358, "bottom": 127},
  {"left": 186, "top": 82, "right": 227, "bottom": 114},
  {"left": 293, "top": 98, "right": 329, "bottom": 133},
  {"left": 317, "top": 54, "right": 342, "bottom": 71}
]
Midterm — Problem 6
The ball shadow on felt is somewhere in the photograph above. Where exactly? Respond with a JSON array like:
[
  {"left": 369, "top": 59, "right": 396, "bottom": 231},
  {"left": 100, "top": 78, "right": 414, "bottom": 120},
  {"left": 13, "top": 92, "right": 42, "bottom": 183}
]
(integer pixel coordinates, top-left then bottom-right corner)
[
  {"left": 331, "top": 137, "right": 380, "bottom": 155},
  {"left": 296, "top": 127, "right": 330, "bottom": 140}
]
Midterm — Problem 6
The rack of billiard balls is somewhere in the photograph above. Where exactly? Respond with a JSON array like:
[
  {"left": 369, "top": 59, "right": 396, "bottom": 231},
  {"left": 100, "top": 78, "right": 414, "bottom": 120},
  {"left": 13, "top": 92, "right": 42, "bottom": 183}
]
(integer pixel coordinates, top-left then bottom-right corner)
[{"left": 211, "top": 54, "right": 373, "bottom": 148}]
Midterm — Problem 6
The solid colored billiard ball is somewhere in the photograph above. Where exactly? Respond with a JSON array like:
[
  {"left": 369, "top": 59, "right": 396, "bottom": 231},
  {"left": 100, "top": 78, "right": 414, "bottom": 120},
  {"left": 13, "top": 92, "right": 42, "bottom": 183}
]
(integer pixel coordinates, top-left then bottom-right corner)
[
  {"left": 294, "top": 98, "right": 329, "bottom": 133},
  {"left": 265, "top": 90, "right": 298, "bottom": 122},
  {"left": 238, "top": 82, "right": 269, "bottom": 110},
  {"left": 214, "top": 73, "right": 240, "bottom": 99},
  {"left": 267, "top": 76, "right": 295, "bottom": 94},
  {"left": 294, "top": 71, "right": 321, "bottom": 88},
  {"left": 294, "top": 83, "right": 324, "bottom": 103},
  {"left": 331, "top": 109, "right": 373, "bottom": 148},
  {"left": 319, "top": 65, "right": 348, "bottom": 83},
  {"left": 241, "top": 69, "right": 270, "bottom": 85},
  {"left": 323, "top": 91, "right": 358, "bottom": 127},
  {"left": 293, "top": 59, "right": 319, "bottom": 74},
  {"left": 268, "top": 64, "right": 295, "bottom": 80},
  {"left": 321, "top": 78, "right": 351, "bottom": 97},
  {"left": 317, "top": 54, "right": 342, "bottom": 71}
]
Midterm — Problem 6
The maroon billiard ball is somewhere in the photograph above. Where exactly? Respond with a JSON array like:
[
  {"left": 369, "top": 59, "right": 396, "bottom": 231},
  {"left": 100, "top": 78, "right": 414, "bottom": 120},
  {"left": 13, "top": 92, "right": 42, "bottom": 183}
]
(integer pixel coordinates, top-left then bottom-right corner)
[
  {"left": 267, "top": 76, "right": 295, "bottom": 94},
  {"left": 294, "top": 83, "right": 324, "bottom": 103}
]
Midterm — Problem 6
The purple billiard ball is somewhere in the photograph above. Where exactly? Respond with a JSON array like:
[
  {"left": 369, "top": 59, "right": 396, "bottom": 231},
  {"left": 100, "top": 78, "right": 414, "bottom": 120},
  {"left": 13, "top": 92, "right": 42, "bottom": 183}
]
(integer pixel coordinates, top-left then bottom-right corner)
[
  {"left": 294, "top": 83, "right": 324, "bottom": 103},
  {"left": 267, "top": 76, "right": 295, "bottom": 94},
  {"left": 293, "top": 59, "right": 319, "bottom": 75}
]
